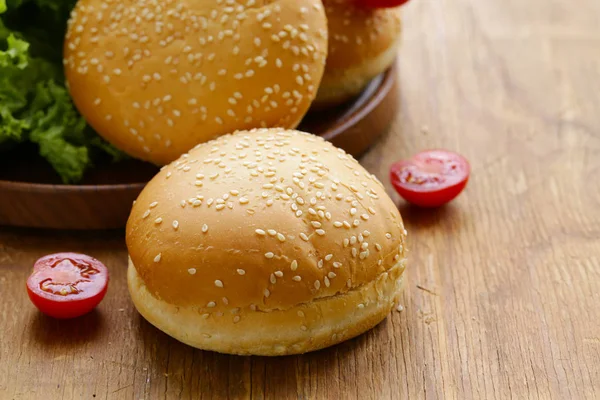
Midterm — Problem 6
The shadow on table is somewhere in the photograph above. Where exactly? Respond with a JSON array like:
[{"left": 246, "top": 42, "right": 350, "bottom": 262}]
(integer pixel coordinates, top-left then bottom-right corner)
[
  {"left": 29, "top": 309, "right": 104, "bottom": 348},
  {"left": 134, "top": 312, "right": 394, "bottom": 397},
  {"left": 398, "top": 201, "right": 465, "bottom": 231}
]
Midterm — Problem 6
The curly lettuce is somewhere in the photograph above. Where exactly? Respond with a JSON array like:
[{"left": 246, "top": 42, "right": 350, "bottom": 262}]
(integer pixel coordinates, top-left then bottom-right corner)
[{"left": 0, "top": 0, "right": 126, "bottom": 183}]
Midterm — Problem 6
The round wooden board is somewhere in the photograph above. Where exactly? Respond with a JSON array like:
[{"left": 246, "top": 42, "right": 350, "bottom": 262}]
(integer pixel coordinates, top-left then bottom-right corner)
[{"left": 0, "top": 62, "right": 399, "bottom": 230}]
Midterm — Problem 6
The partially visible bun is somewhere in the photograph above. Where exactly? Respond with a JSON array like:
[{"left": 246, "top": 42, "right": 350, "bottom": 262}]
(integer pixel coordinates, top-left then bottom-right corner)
[
  {"left": 313, "top": 0, "right": 402, "bottom": 108},
  {"left": 64, "top": 0, "right": 328, "bottom": 165},
  {"left": 126, "top": 128, "right": 407, "bottom": 355}
]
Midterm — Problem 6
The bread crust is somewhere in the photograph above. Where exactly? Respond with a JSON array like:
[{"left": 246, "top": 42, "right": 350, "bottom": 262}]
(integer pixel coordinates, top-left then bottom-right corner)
[
  {"left": 313, "top": 0, "right": 402, "bottom": 108},
  {"left": 125, "top": 128, "right": 408, "bottom": 354},
  {"left": 64, "top": 0, "right": 328, "bottom": 164},
  {"left": 128, "top": 256, "right": 406, "bottom": 355}
]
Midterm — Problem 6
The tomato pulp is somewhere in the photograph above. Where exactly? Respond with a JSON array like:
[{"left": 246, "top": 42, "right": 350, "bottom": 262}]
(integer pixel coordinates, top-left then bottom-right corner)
[
  {"left": 355, "top": 0, "right": 411, "bottom": 9},
  {"left": 26, "top": 253, "right": 109, "bottom": 319},
  {"left": 390, "top": 150, "right": 470, "bottom": 207}
]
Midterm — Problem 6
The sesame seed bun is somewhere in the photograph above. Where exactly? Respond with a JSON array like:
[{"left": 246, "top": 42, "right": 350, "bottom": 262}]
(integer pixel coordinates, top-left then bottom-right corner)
[
  {"left": 126, "top": 128, "right": 407, "bottom": 355},
  {"left": 64, "top": 0, "right": 328, "bottom": 165},
  {"left": 313, "top": 0, "right": 402, "bottom": 108}
]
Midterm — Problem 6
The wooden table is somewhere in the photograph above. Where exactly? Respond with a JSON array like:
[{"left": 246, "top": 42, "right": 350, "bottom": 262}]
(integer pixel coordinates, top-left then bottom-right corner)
[{"left": 2, "top": 0, "right": 600, "bottom": 398}]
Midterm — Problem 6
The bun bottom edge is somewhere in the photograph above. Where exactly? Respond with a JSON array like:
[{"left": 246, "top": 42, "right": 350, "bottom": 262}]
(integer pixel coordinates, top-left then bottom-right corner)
[
  {"left": 311, "top": 34, "right": 403, "bottom": 110},
  {"left": 128, "top": 257, "right": 406, "bottom": 356}
]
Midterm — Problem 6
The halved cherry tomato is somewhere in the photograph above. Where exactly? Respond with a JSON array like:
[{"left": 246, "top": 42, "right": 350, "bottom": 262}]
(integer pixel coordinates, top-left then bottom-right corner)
[
  {"left": 26, "top": 253, "right": 109, "bottom": 319},
  {"left": 390, "top": 150, "right": 470, "bottom": 207},
  {"left": 356, "top": 0, "right": 411, "bottom": 9}
]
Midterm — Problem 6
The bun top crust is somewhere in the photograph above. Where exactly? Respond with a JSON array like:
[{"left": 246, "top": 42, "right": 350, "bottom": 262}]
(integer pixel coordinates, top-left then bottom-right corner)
[
  {"left": 64, "top": 0, "right": 328, "bottom": 165},
  {"left": 126, "top": 128, "right": 407, "bottom": 313},
  {"left": 322, "top": 0, "right": 401, "bottom": 71}
]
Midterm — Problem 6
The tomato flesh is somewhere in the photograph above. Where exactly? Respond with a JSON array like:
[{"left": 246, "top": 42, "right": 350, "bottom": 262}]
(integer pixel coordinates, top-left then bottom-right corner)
[
  {"left": 356, "top": 0, "right": 411, "bottom": 9},
  {"left": 26, "top": 253, "right": 109, "bottom": 319},
  {"left": 390, "top": 150, "right": 470, "bottom": 207}
]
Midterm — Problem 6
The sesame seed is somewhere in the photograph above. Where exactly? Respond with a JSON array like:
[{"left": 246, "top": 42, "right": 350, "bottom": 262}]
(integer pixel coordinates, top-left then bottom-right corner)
[
  {"left": 214, "top": 280, "right": 223, "bottom": 288},
  {"left": 188, "top": 268, "right": 197, "bottom": 275},
  {"left": 154, "top": 217, "right": 163, "bottom": 224},
  {"left": 270, "top": 274, "right": 276, "bottom": 284},
  {"left": 314, "top": 280, "right": 321, "bottom": 290},
  {"left": 293, "top": 276, "right": 301, "bottom": 281},
  {"left": 277, "top": 233, "right": 286, "bottom": 242},
  {"left": 368, "top": 207, "right": 376, "bottom": 215},
  {"left": 315, "top": 229, "right": 325, "bottom": 236},
  {"left": 154, "top": 253, "right": 162, "bottom": 262},
  {"left": 325, "top": 254, "right": 333, "bottom": 261},
  {"left": 172, "top": 220, "right": 179, "bottom": 230},
  {"left": 202, "top": 224, "right": 209, "bottom": 233},
  {"left": 237, "top": 269, "right": 246, "bottom": 275},
  {"left": 291, "top": 260, "right": 298, "bottom": 271},
  {"left": 263, "top": 289, "right": 270, "bottom": 298},
  {"left": 274, "top": 271, "right": 283, "bottom": 278},
  {"left": 324, "top": 276, "right": 330, "bottom": 287},
  {"left": 265, "top": 252, "right": 274, "bottom": 259},
  {"left": 375, "top": 243, "right": 382, "bottom": 251},
  {"left": 300, "top": 233, "right": 309, "bottom": 241},
  {"left": 333, "top": 262, "right": 342, "bottom": 268},
  {"left": 207, "top": 301, "right": 216, "bottom": 308},
  {"left": 386, "top": 233, "right": 392, "bottom": 239},
  {"left": 267, "top": 229, "right": 277, "bottom": 236},
  {"left": 256, "top": 229, "right": 266, "bottom": 236},
  {"left": 142, "top": 210, "right": 151, "bottom": 219}
]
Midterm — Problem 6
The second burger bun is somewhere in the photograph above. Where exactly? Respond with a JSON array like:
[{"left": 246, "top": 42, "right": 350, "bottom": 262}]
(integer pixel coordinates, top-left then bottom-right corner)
[
  {"left": 313, "top": 0, "right": 402, "bottom": 108},
  {"left": 126, "top": 128, "right": 407, "bottom": 356},
  {"left": 64, "top": 0, "right": 328, "bottom": 165}
]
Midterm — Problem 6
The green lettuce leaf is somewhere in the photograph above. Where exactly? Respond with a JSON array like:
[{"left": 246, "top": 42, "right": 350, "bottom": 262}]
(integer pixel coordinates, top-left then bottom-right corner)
[{"left": 0, "top": 0, "right": 127, "bottom": 183}]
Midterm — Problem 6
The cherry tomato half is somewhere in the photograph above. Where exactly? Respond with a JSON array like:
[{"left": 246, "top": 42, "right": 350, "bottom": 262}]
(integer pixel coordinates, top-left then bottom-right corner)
[
  {"left": 356, "top": 0, "right": 411, "bottom": 9},
  {"left": 390, "top": 150, "right": 470, "bottom": 207},
  {"left": 26, "top": 253, "right": 109, "bottom": 319}
]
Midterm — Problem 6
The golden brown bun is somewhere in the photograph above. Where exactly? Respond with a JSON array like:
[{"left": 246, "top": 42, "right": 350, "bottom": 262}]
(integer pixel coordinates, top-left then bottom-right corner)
[
  {"left": 126, "top": 128, "right": 407, "bottom": 355},
  {"left": 313, "top": 0, "right": 402, "bottom": 108},
  {"left": 128, "top": 257, "right": 405, "bottom": 355},
  {"left": 64, "top": 0, "right": 328, "bottom": 165}
]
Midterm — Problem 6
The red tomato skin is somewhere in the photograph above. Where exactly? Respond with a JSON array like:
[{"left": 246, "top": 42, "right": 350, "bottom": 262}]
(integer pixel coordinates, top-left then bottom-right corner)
[
  {"left": 26, "top": 253, "right": 109, "bottom": 319},
  {"left": 355, "top": 0, "right": 411, "bottom": 9},
  {"left": 26, "top": 283, "right": 108, "bottom": 319},
  {"left": 389, "top": 150, "right": 470, "bottom": 208}
]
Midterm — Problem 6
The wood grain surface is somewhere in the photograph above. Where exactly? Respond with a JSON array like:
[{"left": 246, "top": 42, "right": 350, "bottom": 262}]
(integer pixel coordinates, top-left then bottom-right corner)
[{"left": 1, "top": 0, "right": 600, "bottom": 398}]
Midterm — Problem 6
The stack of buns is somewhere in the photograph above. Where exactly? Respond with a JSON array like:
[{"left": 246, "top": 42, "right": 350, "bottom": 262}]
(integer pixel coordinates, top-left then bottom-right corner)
[
  {"left": 64, "top": 0, "right": 407, "bottom": 354},
  {"left": 64, "top": 0, "right": 403, "bottom": 162}
]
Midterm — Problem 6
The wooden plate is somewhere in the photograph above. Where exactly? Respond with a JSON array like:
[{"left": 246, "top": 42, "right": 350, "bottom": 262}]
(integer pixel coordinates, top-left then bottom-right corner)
[{"left": 0, "top": 62, "right": 398, "bottom": 230}]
